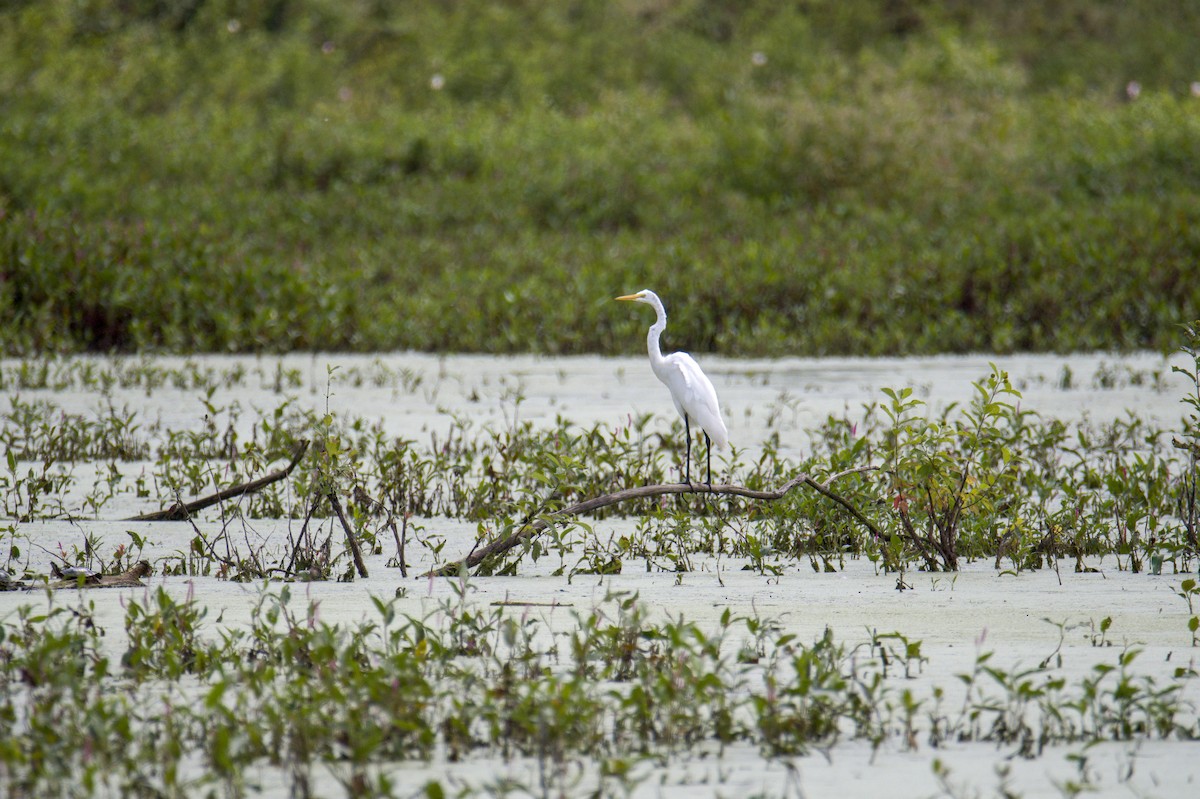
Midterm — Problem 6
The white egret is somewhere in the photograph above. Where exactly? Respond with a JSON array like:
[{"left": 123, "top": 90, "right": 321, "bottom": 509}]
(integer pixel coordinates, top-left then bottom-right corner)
[{"left": 616, "top": 289, "right": 728, "bottom": 486}]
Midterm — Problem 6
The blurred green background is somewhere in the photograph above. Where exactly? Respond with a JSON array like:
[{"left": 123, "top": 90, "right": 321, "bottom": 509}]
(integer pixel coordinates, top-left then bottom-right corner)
[{"left": 2, "top": 0, "right": 1198, "bottom": 356}]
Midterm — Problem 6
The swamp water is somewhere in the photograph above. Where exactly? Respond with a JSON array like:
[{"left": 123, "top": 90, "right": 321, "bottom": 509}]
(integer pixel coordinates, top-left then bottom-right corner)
[{"left": 2, "top": 351, "right": 1198, "bottom": 797}]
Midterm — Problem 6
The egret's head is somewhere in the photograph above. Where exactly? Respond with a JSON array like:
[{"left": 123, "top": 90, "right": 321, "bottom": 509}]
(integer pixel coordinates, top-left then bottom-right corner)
[{"left": 615, "top": 289, "right": 657, "bottom": 305}]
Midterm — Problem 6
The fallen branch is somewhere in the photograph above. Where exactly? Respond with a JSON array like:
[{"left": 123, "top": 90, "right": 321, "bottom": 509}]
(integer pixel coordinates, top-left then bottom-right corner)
[
  {"left": 126, "top": 440, "right": 310, "bottom": 522},
  {"left": 429, "top": 466, "right": 880, "bottom": 577},
  {"left": 46, "top": 560, "right": 153, "bottom": 590}
]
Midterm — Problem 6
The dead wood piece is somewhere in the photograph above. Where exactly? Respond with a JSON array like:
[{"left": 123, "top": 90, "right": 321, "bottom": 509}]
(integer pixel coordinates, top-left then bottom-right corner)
[
  {"left": 126, "top": 440, "right": 310, "bottom": 521},
  {"left": 1172, "top": 437, "right": 1200, "bottom": 457},
  {"left": 48, "top": 560, "right": 153, "bottom": 590},
  {"left": 329, "top": 489, "right": 369, "bottom": 578},
  {"left": 428, "top": 467, "right": 880, "bottom": 578},
  {"left": 491, "top": 601, "right": 574, "bottom": 608}
]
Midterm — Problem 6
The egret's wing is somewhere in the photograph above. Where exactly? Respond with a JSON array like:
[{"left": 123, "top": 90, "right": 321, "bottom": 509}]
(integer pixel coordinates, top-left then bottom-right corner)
[{"left": 661, "top": 352, "right": 729, "bottom": 449}]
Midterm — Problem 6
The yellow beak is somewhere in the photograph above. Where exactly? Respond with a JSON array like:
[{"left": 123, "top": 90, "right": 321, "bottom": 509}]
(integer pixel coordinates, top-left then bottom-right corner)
[{"left": 615, "top": 293, "right": 642, "bottom": 302}]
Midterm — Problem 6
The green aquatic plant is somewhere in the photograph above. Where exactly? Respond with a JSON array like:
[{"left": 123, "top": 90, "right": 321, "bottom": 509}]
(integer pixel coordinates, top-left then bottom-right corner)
[
  {"left": 122, "top": 587, "right": 211, "bottom": 680},
  {"left": 1178, "top": 578, "right": 1200, "bottom": 647},
  {"left": 1172, "top": 321, "right": 1200, "bottom": 567},
  {"left": 1, "top": 585, "right": 1197, "bottom": 797},
  {"left": 878, "top": 366, "right": 1024, "bottom": 571}
]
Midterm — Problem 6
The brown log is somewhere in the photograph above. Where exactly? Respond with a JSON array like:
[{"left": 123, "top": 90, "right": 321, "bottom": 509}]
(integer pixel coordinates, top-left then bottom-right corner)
[
  {"left": 47, "top": 560, "right": 153, "bottom": 590},
  {"left": 428, "top": 466, "right": 880, "bottom": 577},
  {"left": 126, "top": 440, "right": 310, "bottom": 522}
]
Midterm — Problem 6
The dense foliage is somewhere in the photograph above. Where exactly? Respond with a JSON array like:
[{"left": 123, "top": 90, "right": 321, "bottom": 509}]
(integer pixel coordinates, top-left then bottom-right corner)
[{"left": 2, "top": 0, "right": 1198, "bottom": 356}]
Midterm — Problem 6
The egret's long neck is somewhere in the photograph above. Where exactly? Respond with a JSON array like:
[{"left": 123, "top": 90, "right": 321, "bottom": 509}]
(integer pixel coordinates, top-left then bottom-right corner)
[{"left": 645, "top": 296, "right": 668, "bottom": 376}]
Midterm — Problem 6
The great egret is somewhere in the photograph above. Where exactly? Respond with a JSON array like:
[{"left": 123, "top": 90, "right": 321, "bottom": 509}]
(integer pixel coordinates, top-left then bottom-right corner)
[{"left": 616, "top": 289, "right": 728, "bottom": 486}]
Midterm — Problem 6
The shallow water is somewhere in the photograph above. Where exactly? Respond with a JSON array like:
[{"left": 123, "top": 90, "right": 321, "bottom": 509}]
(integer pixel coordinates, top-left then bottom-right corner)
[
  {"left": 2, "top": 351, "right": 1198, "bottom": 797},
  {"left": 9, "top": 349, "right": 1189, "bottom": 454}
]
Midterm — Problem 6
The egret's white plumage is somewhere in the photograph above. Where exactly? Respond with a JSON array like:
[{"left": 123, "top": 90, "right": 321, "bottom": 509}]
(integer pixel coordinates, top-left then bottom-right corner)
[{"left": 616, "top": 289, "right": 727, "bottom": 485}]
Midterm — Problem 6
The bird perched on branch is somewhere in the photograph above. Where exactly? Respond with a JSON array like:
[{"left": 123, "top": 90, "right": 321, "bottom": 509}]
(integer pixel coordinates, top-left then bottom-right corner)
[{"left": 616, "top": 289, "right": 728, "bottom": 486}]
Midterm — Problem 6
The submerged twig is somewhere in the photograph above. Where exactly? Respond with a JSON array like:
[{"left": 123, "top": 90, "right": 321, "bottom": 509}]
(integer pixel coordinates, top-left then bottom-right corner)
[
  {"left": 328, "top": 489, "right": 368, "bottom": 578},
  {"left": 282, "top": 491, "right": 321, "bottom": 578},
  {"left": 126, "top": 440, "right": 310, "bottom": 522},
  {"left": 429, "top": 466, "right": 880, "bottom": 578}
]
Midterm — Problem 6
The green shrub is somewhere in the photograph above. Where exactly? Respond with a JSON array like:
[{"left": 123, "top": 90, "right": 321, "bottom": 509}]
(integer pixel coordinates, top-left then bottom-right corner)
[{"left": 2, "top": 1, "right": 1198, "bottom": 355}]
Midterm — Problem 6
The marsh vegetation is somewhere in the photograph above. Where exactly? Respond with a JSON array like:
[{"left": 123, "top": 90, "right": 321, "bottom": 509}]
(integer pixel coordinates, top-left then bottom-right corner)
[
  {"left": 3, "top": 339, "right": 1199, "bottom": 581},
  {"left": 3, "top": 2, "right": 1200, "bottom": 794},
  {"left": 1, "top": 338, "right": 1199, "bottom": 796},
  {"left": 2, "top": 1, "right": 1199, "bottom": 356}
]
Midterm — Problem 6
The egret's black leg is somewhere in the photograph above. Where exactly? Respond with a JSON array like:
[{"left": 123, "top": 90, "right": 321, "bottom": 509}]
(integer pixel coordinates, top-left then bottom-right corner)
[
  {"left": 705, "top": 432, "right": 713, "bottom": 488},
  {"left": 683, "top": 415, "right": 693, "bottom": 484}
]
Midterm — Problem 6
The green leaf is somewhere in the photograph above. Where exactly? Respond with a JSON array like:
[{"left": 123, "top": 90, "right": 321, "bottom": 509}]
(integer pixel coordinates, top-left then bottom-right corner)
[{"left": 205, "top": 682, "right": 228, "bottom": 709}]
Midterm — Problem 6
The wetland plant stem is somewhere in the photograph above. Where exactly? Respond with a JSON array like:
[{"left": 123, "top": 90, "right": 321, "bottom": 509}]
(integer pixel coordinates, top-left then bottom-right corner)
[{"left": 328, "top": 490, "right": 369, "bottom": 578}]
